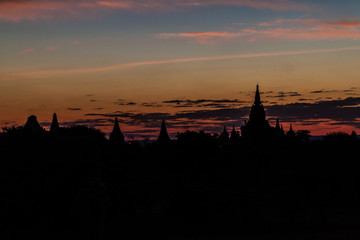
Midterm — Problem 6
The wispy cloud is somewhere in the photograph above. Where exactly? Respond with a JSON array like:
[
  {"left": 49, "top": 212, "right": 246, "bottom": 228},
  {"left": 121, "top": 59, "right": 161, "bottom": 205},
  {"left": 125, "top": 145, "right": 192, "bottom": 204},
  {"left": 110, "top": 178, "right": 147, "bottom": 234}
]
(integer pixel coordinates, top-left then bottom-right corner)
[
  {"left": 72, "top": 40, "right": 81, "bottom": 45},
  {"left": 158, "top": 26, "right": 360, "bottom": 44},
  {"left": 258, "top": 18, "right": 318, "bottom": 27},
  {"left": 114, "top": 99, "right": 136, "bottom": 106},
  {"left": 67, "top": 107, "right": 82, "bottom": 111},
  {"left": 45, "top": 46, "right": 57, "bottom": 51},
  {"left": 266, "top": 91, "right": 302, "bottom": 98},
  {"left": 0, "top": 1, "right": 74, "bottom": 22},
  {"left": 241, "top": 26, "right": 360, "bottom": 41},
  {"left": 170, "top": 0, "right": 311, "bottom": 11},
  {"left": 258, "top": 18, "right": 360, "bottom": 28},
  {"left": 163, "top": 98, "right": 246, "bottom": 108},
  {"left": 97, "top": 1, "right": 132, "bottom": 9},
  {"left": 8, "top": 46, "right": 360, "bottom": 79},
  {"left": 313, "top": 20, "right": 360, "bottom": 28},
  {"left": 17, "top": 47, "right": 35, "bottom": 55},
  {"left": 156, "top": 32, "right": 246, "bottom": 44},
  {"left": 0, "top": 0, "right": 312, "bottom": 22},
  {"left": 160, "top": 17, "right": 360, "bottom": 43}
]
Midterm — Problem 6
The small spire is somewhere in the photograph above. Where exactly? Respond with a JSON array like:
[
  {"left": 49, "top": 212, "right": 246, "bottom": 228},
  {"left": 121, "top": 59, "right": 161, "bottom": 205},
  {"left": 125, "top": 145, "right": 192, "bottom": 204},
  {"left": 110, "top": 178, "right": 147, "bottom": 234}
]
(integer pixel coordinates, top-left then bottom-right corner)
[
  {"left": 275, "top": 119, "right": 284, "bottom": 136},
  {"left": 50, "top": 113, "right": 59, "bottom": 133},
  {"left": 157, "top": 120, "right": 171, "bottom": 144},
  {"left": 275, "top": 118, "right": 280, "bottom": 129},
  {"left": 110, "top": 117, "right": 125, "bottom": 144},
  {"left": 218, "top": 125, "right": 229, "bottom": 142},
  {"left": 230, "top": 125, "right": 240, "bottom": 142},
  {"left": 287, "top": 123, "right": 295, "bottom": 137}
]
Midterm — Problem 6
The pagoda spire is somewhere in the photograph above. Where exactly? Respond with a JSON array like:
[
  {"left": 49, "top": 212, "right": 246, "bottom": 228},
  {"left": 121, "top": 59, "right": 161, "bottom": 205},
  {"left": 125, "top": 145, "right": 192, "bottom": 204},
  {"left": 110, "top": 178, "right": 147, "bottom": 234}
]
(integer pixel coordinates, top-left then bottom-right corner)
[
  {"left": 218, "top": 125, "right": 229, "bottom": 143},
  {"left": 255, "top": 84, "right": 261, "bottom": 105},
  {"left": 109, "top": 117, "right": 125, "bottom": 144},
  {"left": 275, "top": 118, "right": 280, "bottom": 130},
  {"left": 230, "top": 125, "right": 240, "bottom": 142},
  {"left": 274, "top": 118, "right": 285, "bottom": 136},
  {"left": 157, "top": 120, "right": 171, "bottom": 144},
  {"left": 249, "top": 84, "right": 266, "bottom": 122},
  {"left": 240, "top": 84, "right": 273, "bottom": 139},
  {"left": 287, "top": 123, "right": 295, "bottom": 137},
  {"left": 50, "top": 113, "right": 59, "bottom": 133}
]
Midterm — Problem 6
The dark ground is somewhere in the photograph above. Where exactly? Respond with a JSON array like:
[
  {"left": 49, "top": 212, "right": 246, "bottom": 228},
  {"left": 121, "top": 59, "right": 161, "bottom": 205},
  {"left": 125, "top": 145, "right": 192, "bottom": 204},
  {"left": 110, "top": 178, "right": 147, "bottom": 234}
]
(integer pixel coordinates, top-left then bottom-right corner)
[{"left": 1, "top": 127, "right": 360, "bottom": 239}]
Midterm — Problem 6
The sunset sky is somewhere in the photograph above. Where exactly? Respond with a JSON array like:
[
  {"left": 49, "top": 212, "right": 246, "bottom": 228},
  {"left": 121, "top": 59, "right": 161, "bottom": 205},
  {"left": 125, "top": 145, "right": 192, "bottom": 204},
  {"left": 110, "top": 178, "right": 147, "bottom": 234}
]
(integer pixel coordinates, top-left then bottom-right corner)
[{"left": 1, "top": 0, "right": 360, "bottom": 139}]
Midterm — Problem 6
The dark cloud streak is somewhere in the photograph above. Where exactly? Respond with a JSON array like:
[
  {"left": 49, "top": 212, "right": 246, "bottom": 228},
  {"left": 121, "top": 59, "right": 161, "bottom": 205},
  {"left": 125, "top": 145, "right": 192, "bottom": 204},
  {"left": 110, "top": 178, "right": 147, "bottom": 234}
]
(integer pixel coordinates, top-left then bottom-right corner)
[{"left": 67, "top": 107, "right": 82, "bottom": 111}]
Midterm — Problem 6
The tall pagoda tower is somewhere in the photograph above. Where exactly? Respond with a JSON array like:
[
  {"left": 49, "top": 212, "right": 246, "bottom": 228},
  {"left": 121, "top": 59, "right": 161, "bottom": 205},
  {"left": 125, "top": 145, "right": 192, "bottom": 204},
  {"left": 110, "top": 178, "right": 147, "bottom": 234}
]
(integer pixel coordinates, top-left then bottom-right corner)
[
  {"left": 241, "top": 85, "right": 273, "bottom": 138},
  {"left": 249, "top": 84, "right": 266, "bottom": 124}
]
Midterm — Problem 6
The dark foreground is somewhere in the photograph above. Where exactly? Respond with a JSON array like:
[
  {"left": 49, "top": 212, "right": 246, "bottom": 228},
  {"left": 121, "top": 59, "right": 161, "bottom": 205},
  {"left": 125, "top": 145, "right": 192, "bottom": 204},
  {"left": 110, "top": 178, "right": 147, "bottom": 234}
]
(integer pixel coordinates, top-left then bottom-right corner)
[{"left": 2, "top": 128, "right": 360, "bottom": 239}]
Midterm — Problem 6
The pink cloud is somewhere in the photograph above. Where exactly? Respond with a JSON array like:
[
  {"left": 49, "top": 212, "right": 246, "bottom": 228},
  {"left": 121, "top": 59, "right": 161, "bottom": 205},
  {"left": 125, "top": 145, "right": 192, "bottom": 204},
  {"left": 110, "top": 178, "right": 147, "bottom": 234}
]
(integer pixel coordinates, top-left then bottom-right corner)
[
  {"left": 0, "top": 0, "right": 312, "bottom": 22},
  {"left": 95, "top": 0, "right": 310, "bottom": 11},
  {"left": 157, "top": 17, "right": 360, "bottom": 44},
  {"left": 242, "top": 27, "right": 360, "bottom": 41},
  {"left": 320, "top": 20, "right": 360, "bottom": 28},
  {"left": 157, "top": 27, "right": 360, "bottom": 43},
  {"left": 258, "top": 18, "right": 360, "bottom": 28},
  {"left": 97, "top": 1, "right": 132, "bottom": 9},
  {"left": 45, "top": 46, "right": 57, "bottom": 51},
  {"left": 156, "top": 32, "right": 246, "bottom": 44},
  {"left": 0, "top": 1, "right": 73, "bottom": 22},
  {"left": 17, "top": 48, "right": 35, "bottom": 55},
  {"left": 185, "top": 0, "right": 311, "bottom": 11}
]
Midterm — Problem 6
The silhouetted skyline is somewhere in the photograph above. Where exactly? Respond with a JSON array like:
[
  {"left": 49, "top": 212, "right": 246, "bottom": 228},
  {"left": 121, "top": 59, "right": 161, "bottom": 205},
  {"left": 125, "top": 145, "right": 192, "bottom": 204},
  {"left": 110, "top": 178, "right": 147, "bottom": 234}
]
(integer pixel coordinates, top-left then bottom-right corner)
[
  {"left": 2, "top": 96, "right": 360, "bottom": 239},
  {"left": 9, "top": 85, "right": 358, "bottom": 142}
]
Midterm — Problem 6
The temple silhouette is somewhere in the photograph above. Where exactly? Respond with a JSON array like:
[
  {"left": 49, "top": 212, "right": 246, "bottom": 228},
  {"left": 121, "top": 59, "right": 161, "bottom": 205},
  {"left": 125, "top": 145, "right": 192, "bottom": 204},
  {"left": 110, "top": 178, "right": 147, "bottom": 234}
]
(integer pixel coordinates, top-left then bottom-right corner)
[
  {"left": 15, "top": 85, "right": 323, "bottom": 142},
  {"left": 24, "top": 115, "right": 44, "bottom": 133},
  {"left": 241, "top": 84, "right": 283, "bottom": 139}
]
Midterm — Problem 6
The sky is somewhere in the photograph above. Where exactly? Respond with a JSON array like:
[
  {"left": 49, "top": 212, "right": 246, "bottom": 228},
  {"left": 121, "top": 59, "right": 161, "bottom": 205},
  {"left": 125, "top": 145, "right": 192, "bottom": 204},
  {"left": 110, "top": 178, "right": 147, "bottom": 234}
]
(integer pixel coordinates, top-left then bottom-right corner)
[{"left": 0, "top": 0, "right": 360, "bottom": 139}]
